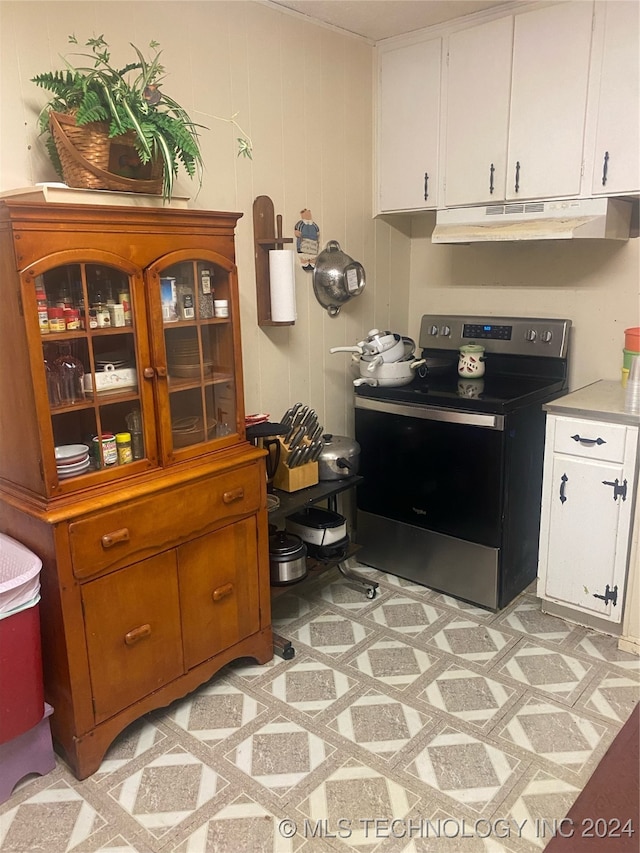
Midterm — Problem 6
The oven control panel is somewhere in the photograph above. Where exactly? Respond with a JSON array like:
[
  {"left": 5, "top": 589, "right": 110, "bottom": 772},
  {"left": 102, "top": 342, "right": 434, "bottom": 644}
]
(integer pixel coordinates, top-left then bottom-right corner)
[
  {"left": 463, "top": 323, "right": 512, "bottom": 340},
  {"left": 419, "top": 315, "right": 571, "bottom": 358}
]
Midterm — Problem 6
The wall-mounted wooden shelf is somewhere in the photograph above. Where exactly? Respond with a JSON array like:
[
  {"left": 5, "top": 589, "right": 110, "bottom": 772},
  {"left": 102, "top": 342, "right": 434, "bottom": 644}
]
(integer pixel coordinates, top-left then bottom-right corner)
[{"left": 253, "top": 195, "right": 294, "bottom": 327}]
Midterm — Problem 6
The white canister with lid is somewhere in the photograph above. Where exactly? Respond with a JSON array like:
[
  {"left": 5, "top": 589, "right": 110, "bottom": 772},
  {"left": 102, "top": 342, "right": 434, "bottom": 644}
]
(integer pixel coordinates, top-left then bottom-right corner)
[{"left": 458, "top": 344, "right": 486, "bottom": 378}]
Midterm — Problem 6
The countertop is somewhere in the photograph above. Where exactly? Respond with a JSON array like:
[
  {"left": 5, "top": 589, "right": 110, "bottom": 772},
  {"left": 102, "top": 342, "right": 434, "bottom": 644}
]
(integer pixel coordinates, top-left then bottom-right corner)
[{"left": 545, "top": 379, "right": 640, "bottom": 427}]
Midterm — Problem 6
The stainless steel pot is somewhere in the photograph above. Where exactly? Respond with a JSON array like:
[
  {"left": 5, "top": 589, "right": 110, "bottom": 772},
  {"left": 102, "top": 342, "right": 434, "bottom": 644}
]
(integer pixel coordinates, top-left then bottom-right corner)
[
  {"left": 317, "top": 433, "right": 360, "bottom": 480},
  {"left": 354, "top": 358, "right": 426, "bottom": 386},
  {"left": 269, "top": 530, "right": 307, "bottom": 585},
  {"left": 312, "top": 241, "right": 366, "bottom": 316}
]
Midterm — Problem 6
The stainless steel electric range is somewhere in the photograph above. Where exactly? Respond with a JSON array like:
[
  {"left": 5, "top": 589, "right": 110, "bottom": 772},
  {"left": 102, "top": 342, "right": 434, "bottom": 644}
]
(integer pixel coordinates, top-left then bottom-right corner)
[{"left": 354, "top": 314, "right": 571, "bottom": 611}]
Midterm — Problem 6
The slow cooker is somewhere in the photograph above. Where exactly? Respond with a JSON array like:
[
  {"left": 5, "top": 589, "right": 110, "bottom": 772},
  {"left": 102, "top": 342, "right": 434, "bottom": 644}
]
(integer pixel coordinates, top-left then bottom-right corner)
[
  {"left": 268, "top": 529, "right": 307, "bottom": 585},
  {"left": 285, "top": 507, "right": 349, "bottom": 560}
]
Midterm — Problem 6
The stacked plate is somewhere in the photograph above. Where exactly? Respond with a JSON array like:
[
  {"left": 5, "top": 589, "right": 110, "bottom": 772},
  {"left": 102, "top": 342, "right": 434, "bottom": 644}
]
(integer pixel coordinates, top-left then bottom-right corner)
[
  {"left": 171, "top": 415, "right": 217, "bottom": 447},
  {"left": 55, "top": 443, "right": 91, "bottom": 479},
  {"left": 166, "top": 337, "right": 213, "bottom": 378}
]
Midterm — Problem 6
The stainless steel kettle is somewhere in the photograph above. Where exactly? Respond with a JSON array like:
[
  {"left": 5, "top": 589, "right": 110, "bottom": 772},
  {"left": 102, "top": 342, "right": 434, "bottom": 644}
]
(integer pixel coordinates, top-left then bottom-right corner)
[
  {"left": 312, "top": 241, "right": 366, "bottom": 316},
  {"left": 317, "top": 433, "right": 360, "bottom": 480}
]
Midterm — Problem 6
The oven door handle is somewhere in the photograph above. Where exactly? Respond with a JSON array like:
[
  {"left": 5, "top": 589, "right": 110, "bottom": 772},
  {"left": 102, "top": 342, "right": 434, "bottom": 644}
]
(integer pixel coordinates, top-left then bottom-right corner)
[{"left": 355, "top": 396, "right": 504, "bottom": 430}]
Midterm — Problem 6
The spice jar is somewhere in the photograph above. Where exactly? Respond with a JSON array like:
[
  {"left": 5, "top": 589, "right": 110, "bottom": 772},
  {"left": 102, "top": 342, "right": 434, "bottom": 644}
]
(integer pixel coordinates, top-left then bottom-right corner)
[
  {"left": 118, "top": 290, "right": 132, "bottom": 325},
  {"left": 65, "top": 309, "right": 81, "bottom": 330},
  {"left": 115, "top": 432, "right": 133, "bottom": 464},
  {"left": 92, "top": 433, "right": 117, "bottom": 467},
  {"left": 47, "top": 307, "right": 66, "bottom": 332},
  {"left": 37, "top": 287, "right": 49, "bottom": 334}
]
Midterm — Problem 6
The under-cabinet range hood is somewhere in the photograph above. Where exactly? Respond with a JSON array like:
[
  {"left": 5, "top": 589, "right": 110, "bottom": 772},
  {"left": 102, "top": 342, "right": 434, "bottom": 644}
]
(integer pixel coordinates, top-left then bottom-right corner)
[{"left": 432, "top": 197, "right": 633, "bottom": 243}]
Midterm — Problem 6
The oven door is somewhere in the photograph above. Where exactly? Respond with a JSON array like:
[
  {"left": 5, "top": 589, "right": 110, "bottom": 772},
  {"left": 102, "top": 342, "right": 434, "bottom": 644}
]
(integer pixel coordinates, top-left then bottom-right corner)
[{"left": 355, "top": 398, "right": 505, "bottom": 547}]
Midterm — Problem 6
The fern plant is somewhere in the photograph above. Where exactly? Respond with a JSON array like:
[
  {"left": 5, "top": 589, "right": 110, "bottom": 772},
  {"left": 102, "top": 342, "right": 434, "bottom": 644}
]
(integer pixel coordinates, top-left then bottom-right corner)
[{"left": 33, "top": 34, "right": 252, "bottom": 199}]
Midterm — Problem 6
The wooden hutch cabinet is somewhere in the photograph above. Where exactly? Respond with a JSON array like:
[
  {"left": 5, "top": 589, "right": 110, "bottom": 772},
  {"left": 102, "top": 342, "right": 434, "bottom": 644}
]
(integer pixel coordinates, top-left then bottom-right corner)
[{"left": 0, "top": 194, "right": 273, "bottom": 779}]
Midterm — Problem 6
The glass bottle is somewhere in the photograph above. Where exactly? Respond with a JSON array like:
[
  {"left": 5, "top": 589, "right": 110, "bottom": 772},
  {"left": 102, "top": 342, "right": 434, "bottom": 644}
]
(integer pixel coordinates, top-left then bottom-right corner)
[
  {"left": 54, "top": 343, "right": 85, "bottom": 404},
  {"left": 44, "top": 358, "right": 60, "bottom": 406}
]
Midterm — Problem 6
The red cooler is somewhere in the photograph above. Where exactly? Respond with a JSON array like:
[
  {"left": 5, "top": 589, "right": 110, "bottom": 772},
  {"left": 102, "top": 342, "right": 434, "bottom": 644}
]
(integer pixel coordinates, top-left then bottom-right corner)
[{"left": 0, "top": 533, "right": 44, "bottom": 744}]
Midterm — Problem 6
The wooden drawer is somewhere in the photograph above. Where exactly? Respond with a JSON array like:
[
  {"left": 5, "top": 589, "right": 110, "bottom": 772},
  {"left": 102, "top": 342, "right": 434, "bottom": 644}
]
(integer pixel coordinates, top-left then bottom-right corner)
[
  {"left": 69, "top": 463, "right": 262, "bottom": 579},
  {"left": 552, "top": 417, "right": 628, "bottom": 463}
]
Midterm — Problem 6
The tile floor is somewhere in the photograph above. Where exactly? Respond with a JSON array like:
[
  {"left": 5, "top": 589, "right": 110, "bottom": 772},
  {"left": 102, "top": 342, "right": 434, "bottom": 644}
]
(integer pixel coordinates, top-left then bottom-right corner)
[{"left": 1, "top": 563, "right": 639, "bottom": 853}]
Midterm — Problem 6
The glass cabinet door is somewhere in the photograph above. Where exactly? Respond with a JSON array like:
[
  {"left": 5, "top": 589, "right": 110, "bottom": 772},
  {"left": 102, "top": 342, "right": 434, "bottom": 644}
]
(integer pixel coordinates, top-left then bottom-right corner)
[
  {"left": 25, "top": 256, "right": 156, "bottom": 492},
  {"left": 147, "top": 252, "right": 242, "bottom": 461}
]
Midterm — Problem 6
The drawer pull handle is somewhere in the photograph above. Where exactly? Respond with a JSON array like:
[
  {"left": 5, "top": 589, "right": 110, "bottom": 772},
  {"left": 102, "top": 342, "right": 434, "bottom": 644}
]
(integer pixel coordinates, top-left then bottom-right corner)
[
  {"left": 571, "top": 434, "right": 606, "bottom": 447},
  {"left": 223, "top": 487, "right": 244, "bottom": 504},
  {"left": 212, "top": 583, "right": 234, "bottom": 602},
  {"left": 101, "top": 528, "right": 130, "bottom": 549},
  {"left": 124, "top": 624, "right": 151, "bottom": 645}
]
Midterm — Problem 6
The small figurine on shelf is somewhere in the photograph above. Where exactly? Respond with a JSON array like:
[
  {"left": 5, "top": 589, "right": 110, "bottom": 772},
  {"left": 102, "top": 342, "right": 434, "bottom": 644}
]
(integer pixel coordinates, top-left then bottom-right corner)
[{"left": 294, "top": 209, "right": 320, "bottom": 271}]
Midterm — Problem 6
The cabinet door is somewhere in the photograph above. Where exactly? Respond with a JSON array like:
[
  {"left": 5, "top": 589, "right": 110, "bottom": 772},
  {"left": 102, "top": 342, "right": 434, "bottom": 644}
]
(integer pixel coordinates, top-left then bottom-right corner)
[
  {"left": 377, "top": 37, "right": 441, "bottom": 212},
  {"left": 506, "top": 2, "right": 594, "bottom": 201},
  {"left": 543, "top": 455, "right": 628, "bottom": 620},
  {"left": 590, "top": 1, "right": 640, "bottom": 195},
  {"left": 443, "top": 16, "right": 513, "bottom": 207},
  {"left": 82, "top": 551, "right": 184, "bottom": 722},
  {"left": 22, "top": 252, "right": 158, "bottom": 495},
  {"left": 146, "top": 250, "right": 244, "bottom": 464},
  {"left": 178, "top": 517, "right": 261, "bottom": 669}
]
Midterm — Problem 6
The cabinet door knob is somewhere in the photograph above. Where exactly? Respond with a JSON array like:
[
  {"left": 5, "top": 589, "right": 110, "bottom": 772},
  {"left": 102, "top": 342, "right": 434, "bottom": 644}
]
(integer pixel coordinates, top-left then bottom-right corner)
[
  {"left": 514, "top": 161, "right": 521, "bottom": 193},
  {"left": 489, "top": 163, "right": 495, "bottom": 195},
  {"left": 212, "top": 583, "right": 234, "bottom": 601},
  {"left": 124, "top": 624, "right": 151, "bottom": 645},
  {"left": 101, "top": 528, "right": 130, "bottom": 549},
  {"left": 143, "top": 367, "right": 155, "bottom": 379},
  {"left": 223, "top": 487, "right": 244, "bottom": 504},
  {"left": 423, "top": 172, "right": 429, "bottom": 201},
  {"left": 156, "top": 365, "right": 168, "bottom": 378}
]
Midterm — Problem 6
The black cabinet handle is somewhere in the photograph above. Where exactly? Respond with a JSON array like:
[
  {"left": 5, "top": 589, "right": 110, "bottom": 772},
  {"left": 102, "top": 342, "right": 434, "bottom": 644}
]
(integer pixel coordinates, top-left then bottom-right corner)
[
  {"left": 514, "top": 161, "right": 520, "bottom": 193},
  {"left": 559, "top": 472, "right": 568, "bottom": 504},
  {"left": 571, "top": 433, "right": 606, "bottom": 447},
  {"left": 489, "top": 163, "right": 495, "bottom": 195},
  {"left": 602, "top": 151, "right": 609, "bottom": 186},
  {"left": 424, "top": 172, "right": 429, "bottom": 201}
]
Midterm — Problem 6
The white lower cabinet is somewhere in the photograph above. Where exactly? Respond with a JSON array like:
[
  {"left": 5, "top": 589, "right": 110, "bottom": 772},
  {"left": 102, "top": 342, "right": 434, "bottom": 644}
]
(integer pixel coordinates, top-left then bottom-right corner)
[{"left": 538, "top": 413, "right": 638, "bottom": 623}]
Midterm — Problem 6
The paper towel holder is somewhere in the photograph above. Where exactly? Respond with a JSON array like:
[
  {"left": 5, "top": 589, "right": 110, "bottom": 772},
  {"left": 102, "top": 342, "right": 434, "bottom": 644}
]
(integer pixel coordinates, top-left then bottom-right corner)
[{"left": 253, "top": 195, "right": 294, "bottom": 326}]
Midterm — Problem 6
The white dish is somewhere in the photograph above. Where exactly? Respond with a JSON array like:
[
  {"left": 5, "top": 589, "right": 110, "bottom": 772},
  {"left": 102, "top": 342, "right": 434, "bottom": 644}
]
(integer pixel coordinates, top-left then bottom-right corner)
[
  {"left": 57, "top": 460, "right": 91, "bottom": 479},
  {"left": 55, "top": 444, "right": 90, "bottom": 465},
  {"left": 56, "top": 455, "right": 90, "bottom": 473}
]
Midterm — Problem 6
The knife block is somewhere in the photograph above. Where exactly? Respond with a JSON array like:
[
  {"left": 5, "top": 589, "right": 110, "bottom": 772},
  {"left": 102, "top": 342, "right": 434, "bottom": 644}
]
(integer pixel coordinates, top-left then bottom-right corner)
[{"left": 273, "top": 438, "right": 318, "bottom": 492}]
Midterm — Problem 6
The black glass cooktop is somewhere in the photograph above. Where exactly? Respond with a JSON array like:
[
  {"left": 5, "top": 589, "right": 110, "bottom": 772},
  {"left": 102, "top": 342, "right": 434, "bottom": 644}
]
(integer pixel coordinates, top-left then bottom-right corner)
[{"left": 354, "top": 369, "right": 568, "bottom": 414}]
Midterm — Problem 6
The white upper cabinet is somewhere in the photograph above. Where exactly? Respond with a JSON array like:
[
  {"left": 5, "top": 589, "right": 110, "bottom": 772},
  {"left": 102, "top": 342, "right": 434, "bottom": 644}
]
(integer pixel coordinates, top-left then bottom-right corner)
[
  {"left": 506, "top": 2, "right": 594, "bottom": 201},
  {"left": 444, "top": 2, "right": 594, "bottom": 207},
  {"left": 443, "top": 17, "right": 513, "bottom": 207},
  {"left": 588, "top": 0, "right": 640, "bottom": 196},
  {"left": 377, "top": 37, "right": 442, "bottom": 213}
]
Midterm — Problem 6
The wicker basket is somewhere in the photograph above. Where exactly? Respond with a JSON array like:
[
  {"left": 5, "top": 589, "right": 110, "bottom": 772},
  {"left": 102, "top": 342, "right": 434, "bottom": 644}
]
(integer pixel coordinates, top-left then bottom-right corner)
[{"left": 49, "top": 111, "right": 163, "bottom": 195}]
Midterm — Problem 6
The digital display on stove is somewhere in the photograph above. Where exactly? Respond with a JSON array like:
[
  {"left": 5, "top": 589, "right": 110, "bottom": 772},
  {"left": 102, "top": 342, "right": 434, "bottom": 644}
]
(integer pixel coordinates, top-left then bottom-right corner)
[{"left": 463, "top": 323, "right": 512, "bottom": 340}]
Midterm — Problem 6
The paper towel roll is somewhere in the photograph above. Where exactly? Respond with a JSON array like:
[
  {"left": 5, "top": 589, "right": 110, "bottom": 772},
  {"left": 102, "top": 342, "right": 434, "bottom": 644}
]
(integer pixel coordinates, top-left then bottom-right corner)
[{"left": 269, "top": 250, "right": 296, "bottom": 322}]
